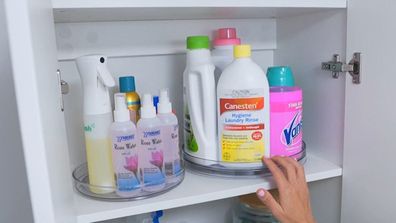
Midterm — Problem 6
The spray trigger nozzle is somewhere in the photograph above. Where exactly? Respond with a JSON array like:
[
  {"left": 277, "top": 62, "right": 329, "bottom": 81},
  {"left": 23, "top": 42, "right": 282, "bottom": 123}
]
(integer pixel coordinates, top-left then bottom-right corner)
[{"left": 97, "top": 64, "right": 115, "bottom": 87}]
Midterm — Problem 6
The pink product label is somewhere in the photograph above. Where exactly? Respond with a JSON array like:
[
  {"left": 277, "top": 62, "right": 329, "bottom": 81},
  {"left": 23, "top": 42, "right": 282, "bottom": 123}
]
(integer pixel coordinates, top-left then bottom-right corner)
[
  {"left": 162, "top": 124, "right": 181, "bottom": 177},
  {"left": 270, "top": 100, "right": 303, "bottom": 157},
  {"left": 138, "top": 128, "right": 165, "bottom": 186},
  {"left": 111, "top": 134, "right": 140, "bottom": 191}
]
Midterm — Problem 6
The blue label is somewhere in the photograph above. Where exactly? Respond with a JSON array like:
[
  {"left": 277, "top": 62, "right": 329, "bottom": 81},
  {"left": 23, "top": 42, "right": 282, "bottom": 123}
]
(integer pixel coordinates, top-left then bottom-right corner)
[{"left": 283, "top": 113, "right": 303, "bottom": 146}]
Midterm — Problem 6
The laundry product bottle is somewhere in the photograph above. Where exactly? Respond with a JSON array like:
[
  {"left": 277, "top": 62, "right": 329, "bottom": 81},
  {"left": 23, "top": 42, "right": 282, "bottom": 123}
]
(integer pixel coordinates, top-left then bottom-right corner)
[
  {"left": 212, "top": 28, "right": 241, "bottom": 76},
  {"left": 217, "top": 45, "right": 270, "bottom": 167},
  {"left": 183, "top": 36, "right": 218, "bottom": 163}
]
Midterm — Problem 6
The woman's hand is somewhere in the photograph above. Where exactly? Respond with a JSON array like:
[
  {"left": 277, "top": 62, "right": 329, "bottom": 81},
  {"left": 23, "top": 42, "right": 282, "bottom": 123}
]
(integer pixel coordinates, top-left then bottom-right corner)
[{"left": 256, "top": 156, "right": 315, "bottom": 223}]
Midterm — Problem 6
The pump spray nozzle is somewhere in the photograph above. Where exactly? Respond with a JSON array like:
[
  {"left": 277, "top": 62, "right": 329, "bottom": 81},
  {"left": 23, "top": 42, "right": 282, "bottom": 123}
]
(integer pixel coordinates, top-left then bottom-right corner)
[
  {"left": 158, "top": 89, "right": 172, "bottom": 114},
  {"left": 76, "top": 55, "right": 115, "bottom": 115}
]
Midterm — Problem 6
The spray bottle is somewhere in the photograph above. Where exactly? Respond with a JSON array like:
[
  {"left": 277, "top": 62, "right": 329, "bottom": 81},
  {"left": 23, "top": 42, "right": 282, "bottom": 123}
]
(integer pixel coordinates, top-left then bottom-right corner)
[
  {"left": 157, "top": 89, "right": 181, "bottom": 183},
  {"left": 110, "top": 93, "right": 140, "bottom": 197},
  {"left": 76, "top": 55, "right": 115, "bottom": 194}
]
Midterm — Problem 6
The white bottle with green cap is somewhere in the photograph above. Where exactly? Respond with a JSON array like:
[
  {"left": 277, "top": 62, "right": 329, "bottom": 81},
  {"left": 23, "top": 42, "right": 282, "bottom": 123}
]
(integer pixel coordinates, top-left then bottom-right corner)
[{"left": 183, "top": 36, "right": 217, "bottom": 164}]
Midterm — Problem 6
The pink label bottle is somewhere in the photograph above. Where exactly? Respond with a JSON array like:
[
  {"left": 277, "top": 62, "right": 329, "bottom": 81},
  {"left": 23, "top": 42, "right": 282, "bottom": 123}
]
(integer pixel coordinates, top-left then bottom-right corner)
[
  {"left": 270, "top": 87, "right": 303, "bottom": 157},
  {"left": 110, "top": 93, "right": 141, "bottom": 197},
  {"left": 137, "top": 94, "right": 165, "bottom": 192}
]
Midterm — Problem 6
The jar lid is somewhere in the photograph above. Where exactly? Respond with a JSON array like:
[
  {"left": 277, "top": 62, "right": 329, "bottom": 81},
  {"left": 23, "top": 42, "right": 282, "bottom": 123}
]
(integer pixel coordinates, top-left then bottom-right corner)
[{"left": 239, "top": 189, "right": 280, "bottom": 211}]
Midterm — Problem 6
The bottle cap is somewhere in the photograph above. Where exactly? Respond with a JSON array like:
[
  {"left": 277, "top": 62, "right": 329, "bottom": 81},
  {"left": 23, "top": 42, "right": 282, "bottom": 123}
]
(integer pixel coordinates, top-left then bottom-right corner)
[
  {"left": 140, "top": 94, "right": 156, "bottom": 119},
  {"left": 114, "top": 93, "right": 130, "bottom": 122},
  {"left": 266, "top": 66, "right": 295, "bottom": 87},
  {"left": 119, "top": 76, "right": 136, "bottom": 92},
  {"left": 186, "top": 36, "right": 210, "bottom": 50},
  {"left": 213, "top": 28, "right": 241, "bottom": 46},
  {"left": 158, "top": 89, "right": 172, "bottom": 114},
  {"left": 234, "top": 44, "right": 251, "bottom": 58}
]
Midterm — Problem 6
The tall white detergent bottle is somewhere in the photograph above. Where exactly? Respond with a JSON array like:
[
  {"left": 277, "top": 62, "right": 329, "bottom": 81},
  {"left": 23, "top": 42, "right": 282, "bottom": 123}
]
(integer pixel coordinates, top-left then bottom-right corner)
[
  {"left": 183, "top": 36, "right": 217, "bottom": 164},
  {"left": 217, "top": 45, "right": 270, "bottom": 168},
  {"left": 212, "top": 28, "right": 241, "bottom": 74},
  {"left": 76, "top": 55, "right": 116, "bottom": 194}
]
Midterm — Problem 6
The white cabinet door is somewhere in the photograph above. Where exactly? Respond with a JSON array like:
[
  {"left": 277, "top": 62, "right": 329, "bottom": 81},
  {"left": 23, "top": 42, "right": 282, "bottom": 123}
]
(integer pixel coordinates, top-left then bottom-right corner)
[
  {"left": 4, "top": 0, "right": 76, "bottom": 222},
  {"left": 342, "top": 0, "right": 396, "bottom": 222}
]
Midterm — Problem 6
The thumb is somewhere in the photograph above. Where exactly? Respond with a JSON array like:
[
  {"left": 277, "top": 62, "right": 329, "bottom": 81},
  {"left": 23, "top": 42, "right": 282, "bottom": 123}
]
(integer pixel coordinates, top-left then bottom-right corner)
[{"left": 256, "top": 189, "right": 285, "bottom": 221}]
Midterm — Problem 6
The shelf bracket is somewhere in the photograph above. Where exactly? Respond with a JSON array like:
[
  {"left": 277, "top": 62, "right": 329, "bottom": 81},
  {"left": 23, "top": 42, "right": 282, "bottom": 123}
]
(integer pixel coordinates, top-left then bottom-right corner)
[{"left": 321, "top": 52, "right": 361, "bottom": 84}]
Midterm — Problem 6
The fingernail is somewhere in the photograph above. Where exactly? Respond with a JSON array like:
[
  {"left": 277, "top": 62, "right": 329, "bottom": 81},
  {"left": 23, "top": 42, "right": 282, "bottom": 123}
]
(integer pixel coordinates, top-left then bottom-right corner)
[{"left": 257, "top": 189, "right": 265, "bottom": 197}]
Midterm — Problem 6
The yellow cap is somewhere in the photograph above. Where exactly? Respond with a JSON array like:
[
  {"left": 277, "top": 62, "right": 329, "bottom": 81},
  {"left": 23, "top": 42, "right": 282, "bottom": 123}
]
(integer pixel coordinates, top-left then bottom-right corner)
[{"left": 234, "top": 44, "right": 251, "bottom": 58}]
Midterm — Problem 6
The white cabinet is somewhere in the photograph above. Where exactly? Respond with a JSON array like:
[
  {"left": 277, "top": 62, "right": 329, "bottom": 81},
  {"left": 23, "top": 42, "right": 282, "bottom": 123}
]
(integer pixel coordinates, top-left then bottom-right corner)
[{"left": 3, "top": 0, "right": 395, "bottom": 222}]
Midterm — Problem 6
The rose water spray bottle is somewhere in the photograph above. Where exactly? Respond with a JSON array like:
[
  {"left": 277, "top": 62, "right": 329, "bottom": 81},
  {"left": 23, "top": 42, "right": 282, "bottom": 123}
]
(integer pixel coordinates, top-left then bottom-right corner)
[
  {"left": 137, "top": 94, "right": 166, "bottom": 192},
  {"left": 110, "top": 93, "right": 140, "bottom": 197}
]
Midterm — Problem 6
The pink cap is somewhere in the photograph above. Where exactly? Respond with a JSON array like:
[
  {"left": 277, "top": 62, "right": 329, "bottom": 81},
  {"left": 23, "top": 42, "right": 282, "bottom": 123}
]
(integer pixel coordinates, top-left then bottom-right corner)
[{"left": 213, "top": 28, "right": 241, "bottom": 46}]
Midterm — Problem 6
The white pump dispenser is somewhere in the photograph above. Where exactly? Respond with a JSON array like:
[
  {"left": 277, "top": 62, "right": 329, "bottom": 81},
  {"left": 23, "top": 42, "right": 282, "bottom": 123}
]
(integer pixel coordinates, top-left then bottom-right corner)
[
  {"left": 158, "top": 89, "right": 172, "bottom": 114},
  {"left": 76, "top": 55, "right": 116, "bottom": 194},
  {"left": 114, "top": 93, "right": 130, "bottom": 122}
]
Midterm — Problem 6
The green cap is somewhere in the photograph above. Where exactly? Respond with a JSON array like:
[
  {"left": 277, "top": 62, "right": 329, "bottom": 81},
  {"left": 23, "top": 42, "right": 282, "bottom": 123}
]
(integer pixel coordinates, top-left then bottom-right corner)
[{"left": 186, "top": 36, "right": 210, "bottom": 50}]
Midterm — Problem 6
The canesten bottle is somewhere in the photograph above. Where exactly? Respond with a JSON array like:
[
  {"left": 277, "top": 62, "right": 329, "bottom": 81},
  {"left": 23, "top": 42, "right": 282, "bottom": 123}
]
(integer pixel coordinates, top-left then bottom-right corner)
[{"left": 217, "top": 45, "right": 270, "bottom": 167}]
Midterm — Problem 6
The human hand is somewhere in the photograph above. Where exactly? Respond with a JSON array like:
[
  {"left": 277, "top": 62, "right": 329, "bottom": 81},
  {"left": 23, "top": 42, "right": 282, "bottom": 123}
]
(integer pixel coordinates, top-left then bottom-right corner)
[{"left": 256, "top": 156, "right": 315, "bottom": 223}]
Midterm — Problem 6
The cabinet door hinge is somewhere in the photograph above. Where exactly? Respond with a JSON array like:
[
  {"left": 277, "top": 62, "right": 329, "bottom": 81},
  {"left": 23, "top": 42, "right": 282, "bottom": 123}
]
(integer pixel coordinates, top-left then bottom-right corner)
[
  {"left": 321, "top": 52, "right": 361, "bottom": 84},
  {"left": 56, "top": 69, "right": 69, "bottom": 111}
]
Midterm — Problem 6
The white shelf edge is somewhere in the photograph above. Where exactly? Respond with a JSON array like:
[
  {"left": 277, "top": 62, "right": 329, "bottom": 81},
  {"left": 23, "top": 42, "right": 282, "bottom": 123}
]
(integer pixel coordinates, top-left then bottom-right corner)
[
  {"left": 52, "top": 0, "right": 347, "bottom": 23},
  {"left": 52, "top": 0, "right": 347, "bottom": 9},
  {"left": 74, "top": 153, "right": 342, "bottom": 223}
]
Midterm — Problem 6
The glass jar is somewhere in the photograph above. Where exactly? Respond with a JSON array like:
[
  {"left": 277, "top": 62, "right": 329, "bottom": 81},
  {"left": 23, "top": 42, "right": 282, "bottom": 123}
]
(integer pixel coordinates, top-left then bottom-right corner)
[{"left": 233, "top": 192, "right": 280, "bottom": 223}]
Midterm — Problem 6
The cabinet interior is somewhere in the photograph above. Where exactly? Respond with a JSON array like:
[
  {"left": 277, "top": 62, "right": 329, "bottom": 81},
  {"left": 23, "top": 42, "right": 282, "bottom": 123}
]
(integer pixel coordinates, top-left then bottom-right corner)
[{"left": 54, "top": 8, "right": 346, "bottom": 222}]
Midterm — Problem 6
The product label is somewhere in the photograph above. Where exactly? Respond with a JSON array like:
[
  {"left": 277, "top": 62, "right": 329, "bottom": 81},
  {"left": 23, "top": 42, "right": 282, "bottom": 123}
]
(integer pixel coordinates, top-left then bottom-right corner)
[
  {"left": 218, "top": 89, "right": 267, "bottom": 162},
  {"left": 270, "top": 99, "right": 303, "bottom": 156},
  {"left": 163, "top": 124, "right": 182, "bottom": 177},
  {"left": 139, "top": 128, "right": 165, "bottom": 187},
  {"left": 111, "top": 133, "right": 140, "bottom": 192},
  {"left": 183, "top": 87, "right": 198, "bottom": 152}
]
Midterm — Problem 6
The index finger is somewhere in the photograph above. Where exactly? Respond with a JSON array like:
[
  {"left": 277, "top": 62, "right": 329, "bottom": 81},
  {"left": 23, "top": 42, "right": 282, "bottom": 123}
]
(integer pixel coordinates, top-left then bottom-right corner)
[{"left": 262, "top": 156, "right": 288, "bottom": 189}]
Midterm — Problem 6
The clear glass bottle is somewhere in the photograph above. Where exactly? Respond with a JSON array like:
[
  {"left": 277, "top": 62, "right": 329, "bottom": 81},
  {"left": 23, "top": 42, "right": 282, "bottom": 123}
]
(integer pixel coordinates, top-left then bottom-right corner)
[{"left": 233, "top": 192, "right": 280, "bottom": 223}]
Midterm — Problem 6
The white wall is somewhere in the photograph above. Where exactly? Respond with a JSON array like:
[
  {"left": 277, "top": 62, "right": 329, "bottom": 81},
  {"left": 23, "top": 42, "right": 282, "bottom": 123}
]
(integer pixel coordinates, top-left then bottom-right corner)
[{"left": 0, "top": 1, "right": 34, "bottom": 222}]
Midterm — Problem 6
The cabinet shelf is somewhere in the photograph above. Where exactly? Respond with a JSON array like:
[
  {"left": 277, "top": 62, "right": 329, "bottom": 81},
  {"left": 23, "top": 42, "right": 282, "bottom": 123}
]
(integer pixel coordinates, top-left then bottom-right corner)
[
  {"left": 52, "top": 0, "right": 347, "bottom": 22},
  {"left": 74, "top": 153, "right": 342, "bottom": 223}
]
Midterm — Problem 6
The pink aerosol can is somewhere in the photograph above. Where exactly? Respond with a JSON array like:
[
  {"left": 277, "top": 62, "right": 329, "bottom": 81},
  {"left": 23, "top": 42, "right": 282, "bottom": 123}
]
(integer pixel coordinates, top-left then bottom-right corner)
[{"left": 270, "top": 87, "right": 303, "bottom": 157}]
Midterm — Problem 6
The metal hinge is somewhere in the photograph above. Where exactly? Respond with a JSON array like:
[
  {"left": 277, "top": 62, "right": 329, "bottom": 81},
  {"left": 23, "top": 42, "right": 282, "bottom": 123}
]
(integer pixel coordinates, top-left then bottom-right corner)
[
  {"left": 56, "top": 69, "right": 69, "bottom": 111},
  {"left": 321, "top": 52, "right": 361, "bottom": 84}
]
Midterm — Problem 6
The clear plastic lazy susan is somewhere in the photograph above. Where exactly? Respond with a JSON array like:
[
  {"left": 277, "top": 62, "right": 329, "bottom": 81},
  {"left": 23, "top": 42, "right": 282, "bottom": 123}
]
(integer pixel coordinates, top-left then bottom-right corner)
[{"left": 183, "top": 142, "right": 306, "bottom": 178}]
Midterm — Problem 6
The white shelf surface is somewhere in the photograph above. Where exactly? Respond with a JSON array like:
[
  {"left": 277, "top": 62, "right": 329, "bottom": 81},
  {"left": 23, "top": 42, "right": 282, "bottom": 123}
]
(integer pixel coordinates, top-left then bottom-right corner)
[
  {"left": 74, "top": 154, "right": 342, "bottom": 223},
  {"left": 52, "top": 0, "right": 347, "bottom": 22}
]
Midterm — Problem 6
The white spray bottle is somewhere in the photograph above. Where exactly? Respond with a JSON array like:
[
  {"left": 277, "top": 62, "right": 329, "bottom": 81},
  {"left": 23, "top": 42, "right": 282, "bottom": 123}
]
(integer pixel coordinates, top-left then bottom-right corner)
[{"left": 76, "top": 55, "right": 116, "bottom": 194}]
